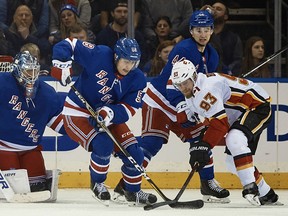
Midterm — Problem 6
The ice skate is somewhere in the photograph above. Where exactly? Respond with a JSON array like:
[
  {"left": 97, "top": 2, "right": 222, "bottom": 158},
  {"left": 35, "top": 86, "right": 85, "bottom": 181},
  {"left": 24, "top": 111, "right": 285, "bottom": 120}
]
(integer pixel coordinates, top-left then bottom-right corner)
[
  {"left": 201, "top": 179, "right": 230, "bottom": 203},
  {"left": 91, "top": 182, "right": 111, "bottom": 206},
  {"left": 260, "top": 189, "right": 283, "bottom": 206},
  {"left": 111, "top": 178, "right": 127, "bottom": 204},
  {"left": 242, "top": 182, "right": 261, "bottom": 206},
  {"left": 124, "top": 189, "right": 157, "bottom": 206}
]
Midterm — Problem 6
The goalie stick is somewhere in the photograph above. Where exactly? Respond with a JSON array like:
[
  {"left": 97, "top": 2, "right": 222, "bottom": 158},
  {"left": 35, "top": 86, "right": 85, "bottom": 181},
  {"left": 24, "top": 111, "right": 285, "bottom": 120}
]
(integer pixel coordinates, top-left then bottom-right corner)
[
  {"left": 0, "top": 170, "right": 51, "bottom": 203},
  {"left": 144, "top": 162, "right": 204, "bottom": 210},
  {"left": 67, "top": 78, "right": 202, "bottom": 209}
]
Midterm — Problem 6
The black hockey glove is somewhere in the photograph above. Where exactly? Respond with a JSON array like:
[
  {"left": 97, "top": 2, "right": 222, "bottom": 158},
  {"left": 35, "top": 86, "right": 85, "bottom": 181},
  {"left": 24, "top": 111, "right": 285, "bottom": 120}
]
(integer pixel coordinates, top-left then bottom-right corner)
[{"left": 189, "top": 141, "right": 211, "bottom": 171}]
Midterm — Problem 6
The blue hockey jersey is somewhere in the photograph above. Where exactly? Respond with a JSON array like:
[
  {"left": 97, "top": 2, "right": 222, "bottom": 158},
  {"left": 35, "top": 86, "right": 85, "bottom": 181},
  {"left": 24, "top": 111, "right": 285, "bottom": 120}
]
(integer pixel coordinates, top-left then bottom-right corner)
[
  {"left": 0, "top": 73, "right": 64, "bottom": 151},
  {"left": 143, "top": 38, "right": 219, "bottom": 121},
  {"left": 52, "top": 38, "right": 147, "bottom": 124}
]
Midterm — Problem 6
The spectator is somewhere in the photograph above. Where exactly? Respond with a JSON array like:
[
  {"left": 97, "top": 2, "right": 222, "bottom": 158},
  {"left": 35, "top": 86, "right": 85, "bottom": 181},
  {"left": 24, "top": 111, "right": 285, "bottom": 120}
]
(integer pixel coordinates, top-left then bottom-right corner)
[
  {"left": 20, "top": 42, "right": 40, "bottom": 60},
  {"left": 68, "top": 22, "right": 96, "bottom": 43},
  {"left": 49, "top": 4, "right": 94, "bottom": 45},
  {"left": 94, "top": 0, "right": 143, "bottom": 34},
  {"left": 95, "top": 0, "right": 148, "bottom": 68},
  {"left": 48, "top": 0, "right": 91, "bottom": 36},
  {"left": 0, "top": 28, "right": 9, "bottom": 55},
  {"left": 142, "top": 0, "right": 193, "bottom": 44},
  {"left": 146, "top": 16, "right": 175, "bottom": 60},
  {"left": 20, "top": 43, "right": 50, "bottom": 74},
  {"left": 67, "top": 23, "right": 96, "bottom": 75},
  {"left": 0, "top": 0, "right": 49, "bottom": 38},
  {"left": 143, "top": 40, "right": 175, "bottom": 77},
  {"left": 241, "top": 36, "right": 272, "bottom": 78},
  {"left": 201, "top": 1, "right": 243, "bottom": 75},
  {"left": 88, "top": 0, "right": 103, "bottom": 34},
  {"left": 3, "top": 5, "right": 51, "bottom": 59}
]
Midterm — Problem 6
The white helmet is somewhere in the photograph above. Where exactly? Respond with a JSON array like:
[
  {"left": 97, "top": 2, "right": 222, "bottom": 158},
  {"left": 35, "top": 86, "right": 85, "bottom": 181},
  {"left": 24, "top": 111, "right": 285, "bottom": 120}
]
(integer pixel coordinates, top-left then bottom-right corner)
[{"left": 171, "top": 60, "right": 197, "bottom": 86}]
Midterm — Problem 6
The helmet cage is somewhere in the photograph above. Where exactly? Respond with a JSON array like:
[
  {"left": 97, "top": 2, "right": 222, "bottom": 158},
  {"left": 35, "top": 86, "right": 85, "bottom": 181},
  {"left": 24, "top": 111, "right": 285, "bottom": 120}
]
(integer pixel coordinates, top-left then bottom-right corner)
[{"left": 13, "top": 51, "right": 40, "bottom": 86}]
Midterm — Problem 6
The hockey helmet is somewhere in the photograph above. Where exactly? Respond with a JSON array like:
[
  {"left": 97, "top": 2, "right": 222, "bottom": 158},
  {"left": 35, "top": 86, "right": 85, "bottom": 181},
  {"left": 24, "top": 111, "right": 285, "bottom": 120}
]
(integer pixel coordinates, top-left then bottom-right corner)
[
  {"left": 114, "top": 37, "right": 141, "bottom": 69},
  {"left": 171, "top": 60, "right": 197, "bottom": 87},
  {"left": 189, "top": 10, "right": 214, "bottom": 29}
]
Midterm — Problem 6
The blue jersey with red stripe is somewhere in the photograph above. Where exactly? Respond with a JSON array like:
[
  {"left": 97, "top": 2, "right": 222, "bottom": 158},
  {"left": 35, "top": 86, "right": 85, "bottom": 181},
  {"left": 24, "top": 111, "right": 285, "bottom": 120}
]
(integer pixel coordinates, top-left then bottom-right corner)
[
  {"left": 143, "top": 38, "right": 219, "bottom": 121},
  {"left": 52, "top": 39, "right": 146, "bottom": 124},
  {"left": 0, "top": 73, "right": 64, "bottom": 151},
  {"left": 151, "top": 38, "right": 218, "bottom": 101}
]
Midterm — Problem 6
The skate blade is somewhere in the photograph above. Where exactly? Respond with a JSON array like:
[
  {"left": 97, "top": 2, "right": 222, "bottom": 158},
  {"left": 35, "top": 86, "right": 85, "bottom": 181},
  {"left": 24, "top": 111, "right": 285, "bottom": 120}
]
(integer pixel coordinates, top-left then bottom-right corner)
[
  {"left": 92, "top": 194, "right": 110, "bottom": 207},
  {"left": 203, "top": 195, "right": 231, "bottom": 204},
  {"left": 127, "top": 201, "right": 147, "bottom": 207},
  {"left": 244, "top": 194, "right": 261, "bottom": 206},
  {"left": 262, "top": 200, "right": 284, "bottom": 206},
  {"left": 111, "top": 193, "right": 128, "bottom": 205}
]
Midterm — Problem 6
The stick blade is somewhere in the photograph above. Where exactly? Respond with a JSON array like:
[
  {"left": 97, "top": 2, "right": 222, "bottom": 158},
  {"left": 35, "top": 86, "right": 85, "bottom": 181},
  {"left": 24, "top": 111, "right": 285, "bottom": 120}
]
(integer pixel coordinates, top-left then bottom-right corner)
[
  {"left": 169, "top": 199, "right": 204, "bottom": 209},
  {"left": 144, "top": 200, "right": 175, "bottom": 210},
  {"left": 144, "top": 199, "right": 204, "bottom": 210}
]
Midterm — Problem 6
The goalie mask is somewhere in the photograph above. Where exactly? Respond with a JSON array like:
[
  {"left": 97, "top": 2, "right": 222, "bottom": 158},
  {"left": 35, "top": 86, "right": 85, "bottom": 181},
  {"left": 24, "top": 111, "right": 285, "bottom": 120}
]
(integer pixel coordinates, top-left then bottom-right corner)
[{"left": 12, "top": 51, "right": 40, "bottom": 99}]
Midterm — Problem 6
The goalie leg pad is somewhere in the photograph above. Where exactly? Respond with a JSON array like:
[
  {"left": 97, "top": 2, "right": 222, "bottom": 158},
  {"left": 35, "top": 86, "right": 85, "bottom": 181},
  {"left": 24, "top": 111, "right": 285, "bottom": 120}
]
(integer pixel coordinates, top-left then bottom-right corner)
[
  {"left": 1, "top": 169, "right": 30, "bottom": 194},
  {"left": 0, "top": 169, "right": 51, "bottom": 203}
]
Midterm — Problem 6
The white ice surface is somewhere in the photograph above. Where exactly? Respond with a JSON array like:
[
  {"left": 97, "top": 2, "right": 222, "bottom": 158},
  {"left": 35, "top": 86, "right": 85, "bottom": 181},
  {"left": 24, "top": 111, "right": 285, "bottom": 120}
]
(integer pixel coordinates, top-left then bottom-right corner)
[{"left": 1, "top": 189, "right": 287, "bottom": 216}]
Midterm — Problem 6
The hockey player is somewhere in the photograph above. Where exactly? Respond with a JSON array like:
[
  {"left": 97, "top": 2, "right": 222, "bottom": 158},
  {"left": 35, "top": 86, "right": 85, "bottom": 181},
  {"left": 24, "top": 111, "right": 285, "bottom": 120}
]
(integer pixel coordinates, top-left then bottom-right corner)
[
  {"left": 0, "top": 51, "right": 64, "bottom": 195},
  {"left": 112, "top": 10, "right": 230, "bottom": 203},
  {"left": 168, "top": 59, "right": 281, "bottom": 206},
  {"left": 51, "top": 37, "right": 157, "bottom": 206}
]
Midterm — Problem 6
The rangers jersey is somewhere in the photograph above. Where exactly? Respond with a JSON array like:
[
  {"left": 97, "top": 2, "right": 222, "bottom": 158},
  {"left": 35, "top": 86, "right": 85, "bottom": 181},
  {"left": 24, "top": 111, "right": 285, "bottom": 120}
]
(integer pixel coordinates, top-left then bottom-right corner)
[
  {"left": 0, "top": 73, "right": 64, "bottom": 151},
  {"left": 167, "top": 73, "right": 271, "bottom": 147},
  {"left": 52, "top": 38, "right": 146, "bottom": 124},
  {"left": 143, "top": 38, "right": 219, "bottom": 122}
]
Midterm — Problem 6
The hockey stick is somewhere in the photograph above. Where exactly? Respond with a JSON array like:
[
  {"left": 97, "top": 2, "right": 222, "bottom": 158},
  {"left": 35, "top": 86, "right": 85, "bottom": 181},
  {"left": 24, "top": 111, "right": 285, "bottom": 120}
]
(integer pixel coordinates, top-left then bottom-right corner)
[
  {"left": 144, "top": 162, "right": 203, "bottom": 210},
  {"left": 0, "top": 170, "right": 51, "bottom": 203},
  {"left": 66, "top": 78, "right": 202, "bottom": 209},
  {"left": 241, "top": 44, "right": 288, "bottom": 78}
]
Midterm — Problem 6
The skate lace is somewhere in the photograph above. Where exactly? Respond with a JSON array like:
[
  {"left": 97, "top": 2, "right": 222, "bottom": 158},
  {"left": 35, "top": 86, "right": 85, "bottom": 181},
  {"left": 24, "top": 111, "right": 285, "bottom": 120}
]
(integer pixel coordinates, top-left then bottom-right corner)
[
  {"left": 94, "top": 183, "right": 108, "bottom": 193},
  {"left": 135, "top": 190, "right": 149, "bottom": 204},
  {"left": 208, "top": 179, "right": 223, "bottom": 193}
]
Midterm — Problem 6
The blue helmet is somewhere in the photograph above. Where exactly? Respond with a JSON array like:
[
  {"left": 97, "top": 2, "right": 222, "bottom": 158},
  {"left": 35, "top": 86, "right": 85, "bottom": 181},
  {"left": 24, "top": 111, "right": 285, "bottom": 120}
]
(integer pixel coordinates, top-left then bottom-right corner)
[
  {"left": 189, "top": 10, "right": 214, "bottom": 29},
  {"left": 114, "top": 37, "right": 141, "bottom": 69},
  {"left": 12, "top": 51, "right": 40, "bottom": 99}
]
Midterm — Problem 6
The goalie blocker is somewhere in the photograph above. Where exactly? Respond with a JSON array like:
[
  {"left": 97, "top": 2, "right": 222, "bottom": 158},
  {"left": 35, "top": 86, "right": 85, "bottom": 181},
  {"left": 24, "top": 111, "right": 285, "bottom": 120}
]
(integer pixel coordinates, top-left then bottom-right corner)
[{"left": 0, "top": 169, "right": 61, "bottom": 203}]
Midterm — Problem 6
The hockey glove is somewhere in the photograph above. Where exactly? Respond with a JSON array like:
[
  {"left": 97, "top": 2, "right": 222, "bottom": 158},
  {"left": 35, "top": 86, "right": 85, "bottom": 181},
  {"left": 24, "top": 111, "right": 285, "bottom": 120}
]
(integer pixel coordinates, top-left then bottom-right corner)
[
  {"left": 97, "top": 106, "right": 114, "bottom": 127},
  {"left": 189, "top": 141, "right": 211, "bottom": 171},
  {"left": 176, "top": 101, "right": 199, "bottom": 128},
  {"left": 51, "top": 60, "right": 73, "bottom": 86}
]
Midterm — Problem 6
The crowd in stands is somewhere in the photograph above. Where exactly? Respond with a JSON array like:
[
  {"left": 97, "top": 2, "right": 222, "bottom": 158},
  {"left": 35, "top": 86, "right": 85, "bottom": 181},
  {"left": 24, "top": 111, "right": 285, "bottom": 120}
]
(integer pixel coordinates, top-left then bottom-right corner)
[{"left": 0, "top": 0, "right": 276, "bottom": 78}]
